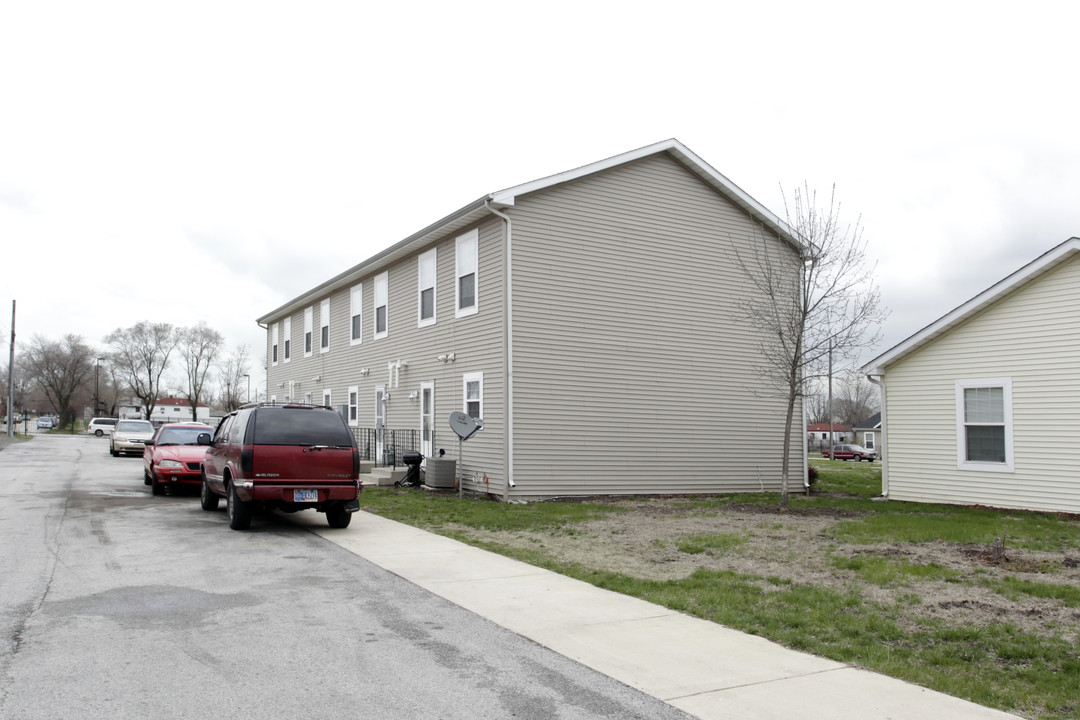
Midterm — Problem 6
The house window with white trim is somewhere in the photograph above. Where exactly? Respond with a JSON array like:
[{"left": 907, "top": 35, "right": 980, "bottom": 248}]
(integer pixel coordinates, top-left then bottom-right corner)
[
  {"left": 304, "top": 306, "right": 313, "bottom": 357},
  {"left": 347, "top": 386, "right": 359, "bottom": 427},
  {"left": 350, "top": 283, "right": 363, "bottom": 346},
  {"left": 418, "top": 248, "right": 436, "bottom": 327},
  {"left": 956, "top": 378, "right": 1013, "bottom": 472},
  {"left": 323, "top": 389, "right": 332, "bottom": 409},
  {"left": 320, "top": 298, "right": 330, "bottom": 353},
  {"left": 271, "top": 323, "right": 279, "bottom": 366},
  {"left": 463, "top": 372, "right": 483, "bottom": 419},
  {"left": 374, "top": 272, "right": 388, "bottom": 339},
  {"left": 283, "top": 317, "right": 291, "bottom": 362},
  {"left": 455, "top": 229, "right": 478, "bottom": 317},
  {"left": 864, "top": 432, "right": 875, "bottom": 450}
]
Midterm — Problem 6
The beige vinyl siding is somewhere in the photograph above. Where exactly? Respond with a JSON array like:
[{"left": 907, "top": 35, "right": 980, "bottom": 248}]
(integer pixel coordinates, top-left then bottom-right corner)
[
  {"left": 508, "top": 153, "right": 803, "bottom": 496},
  {"left": 885, "top": 254, "right": 1080, "bottom": 513},
  {"left": 264, "top": 218, "right": 508, "bottom": 490}
]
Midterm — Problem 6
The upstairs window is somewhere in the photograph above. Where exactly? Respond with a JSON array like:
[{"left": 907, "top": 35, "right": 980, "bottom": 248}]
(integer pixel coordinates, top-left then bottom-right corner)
[
  {"left": 283, "top": 317, "right": 291, "bottom": 362},
  {"left": 418, "top": 248, "right": 437, "bottom": 327},
  {"left": 304, "top": 306, "right": 313, "bottom": 357},
  {"left": 350, "top": 283, "right": 363, "bottom": 346},
  {"left": 374, "top": 271, "right": 388, "bottom": 339},
  {"left": 320, "top": 298, "right": 330, "bottom": 353},
  {"left": 455, "top": 229, "right": 478, "bottom": 317},
  {"left": 956, "top": 378, "right": 1013, "bottom": 472},
  {"left": 271, "top": 323, "right": 279, "bottom": 365}
]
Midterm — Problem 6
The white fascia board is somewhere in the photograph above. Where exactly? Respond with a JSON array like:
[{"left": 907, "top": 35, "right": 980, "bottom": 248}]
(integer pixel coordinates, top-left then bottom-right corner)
[
  {"left": 862, "top": 237, "right": 1080, "bottom": 374},
  {"left": 490, "top": 139, "right": 801, "bottom": 253}
]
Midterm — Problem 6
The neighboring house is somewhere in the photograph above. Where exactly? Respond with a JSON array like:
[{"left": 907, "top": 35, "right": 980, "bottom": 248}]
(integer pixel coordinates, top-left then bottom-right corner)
[
  {"left": 259, "top": 139, "right": 807, "bottom": 500},
  {"left": 116, "top": 401, "right": 143, "bottom": 420},
  {"left": 151, "top": 397, "right": 211, "bottom": 424},
  {"left": 806, "top": 423, "right": 852, "bottom": 453},
  {"left": 852, "top": 413, "right": 881, "bottom": 452},
  {"left": 862, "top": 237, "right": 1080, "bottom": 514}
]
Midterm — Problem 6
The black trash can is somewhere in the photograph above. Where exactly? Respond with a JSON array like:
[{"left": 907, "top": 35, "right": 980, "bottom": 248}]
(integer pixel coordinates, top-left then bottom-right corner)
[{"left": 398, "top": 452, "right": 424, "bottom": 487}]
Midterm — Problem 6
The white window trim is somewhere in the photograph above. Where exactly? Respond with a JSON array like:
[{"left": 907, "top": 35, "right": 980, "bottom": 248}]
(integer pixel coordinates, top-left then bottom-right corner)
[
  {"left": 374, "top": 271, "right": 389, "bottom": 340},
  {"left": 455, "top": 229, "right": 479, "bottom": 318},
  {"left": 323, "top": 389, "right": 331, "bottom": 409},
  {"left": 955, "top": 378, "right": 1014, "bottom": 473},
  {"left": 350, "top": 283, "right": 363, "bottom": 346},
  {"left": 319, "top": 298, "right": 331, "bottom": 354},
  {"left": 271, "top": 323, "right": 279, "bottom": 367},
  {"left": 283, "top": 317, "right": 291, "bottom": 363},
  {"left": 347, "top": 386, "right": 359, "bottom": 427},
  {"left": 418, "top": 248, "right": 437, "bottom": 328},
  {"left": 304, "top": 306, "right": 314, "bottom": 358},
  {"left": 463, "top": 371, "right": 483, "bottom": 420},
  {"left": 864, "top": 431, "right": 875, "bottom": 450}
]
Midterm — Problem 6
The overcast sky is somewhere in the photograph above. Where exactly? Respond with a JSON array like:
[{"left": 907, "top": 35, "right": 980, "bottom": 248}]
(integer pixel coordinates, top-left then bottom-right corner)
[{"left": 2, "top": 1, "right": 1077, "bottom": 397}]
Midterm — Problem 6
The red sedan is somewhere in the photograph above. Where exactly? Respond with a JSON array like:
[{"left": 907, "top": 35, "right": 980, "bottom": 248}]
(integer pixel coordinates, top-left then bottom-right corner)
[{"left": 143, "top": 423, "right": 214, "bottom": 496}]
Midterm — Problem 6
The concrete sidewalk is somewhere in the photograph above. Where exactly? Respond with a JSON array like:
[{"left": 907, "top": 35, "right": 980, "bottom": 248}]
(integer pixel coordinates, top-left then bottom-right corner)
[{"left": 287, "top": 510, "right": 1021, "bottom": 720}]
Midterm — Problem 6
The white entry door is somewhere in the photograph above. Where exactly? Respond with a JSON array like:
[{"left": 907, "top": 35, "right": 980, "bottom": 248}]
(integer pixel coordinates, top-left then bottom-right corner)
[
  {"left": 375, "top": 386, "right": 386, "bottom": 462},
  {"left": 420, "top": 381, "right": 434, "bottom": 459}
]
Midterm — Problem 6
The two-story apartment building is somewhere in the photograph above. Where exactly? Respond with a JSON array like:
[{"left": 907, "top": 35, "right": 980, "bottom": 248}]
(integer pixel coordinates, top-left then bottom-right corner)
[{"left": 259, "top": 139, "right": 806, "bottom": 500}]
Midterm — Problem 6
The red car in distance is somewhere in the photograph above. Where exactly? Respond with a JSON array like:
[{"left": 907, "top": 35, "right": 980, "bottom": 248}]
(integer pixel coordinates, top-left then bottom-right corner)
[{"left": 143, "top": 422, "right": 215, "bottom": 496}]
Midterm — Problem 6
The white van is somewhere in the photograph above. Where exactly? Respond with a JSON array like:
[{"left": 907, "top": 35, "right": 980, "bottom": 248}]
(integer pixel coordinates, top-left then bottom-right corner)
[{"left": 87, "top": 418, "right": 118, "bottom": 437}]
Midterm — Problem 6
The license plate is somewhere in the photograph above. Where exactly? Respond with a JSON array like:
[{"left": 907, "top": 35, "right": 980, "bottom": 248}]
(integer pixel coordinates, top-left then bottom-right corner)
[{"left": 293, "top": 489, "right": 318, "bottom": 502}]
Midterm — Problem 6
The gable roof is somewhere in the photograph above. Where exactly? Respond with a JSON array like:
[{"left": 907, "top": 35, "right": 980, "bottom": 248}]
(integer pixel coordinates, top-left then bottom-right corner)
[
  {"left": 806, "top": 423, "right": 852, "bottom": 433},
  {"left": 156, "top": 397, "right": 208, "bottom": 408},
  {"left": 863, "top": 237, "right": 1080, "bottom": 375},
  {"left": 258, "top": 139, "right": 801, "bottom": 325},
  {"left": 854, "top": 412, "right": 881, "bottom": 429}
]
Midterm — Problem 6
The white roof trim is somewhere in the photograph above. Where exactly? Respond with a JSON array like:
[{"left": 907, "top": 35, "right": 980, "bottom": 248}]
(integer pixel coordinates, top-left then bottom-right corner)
[
  {"left": 260, "top": 139, "right": 800, "bottom": 324},
  {"left": 863, "top": 237, "right": 1080, "bottom": 374},
  {"left": 490, "top": 138, "right": 799, "bottom": 252}
]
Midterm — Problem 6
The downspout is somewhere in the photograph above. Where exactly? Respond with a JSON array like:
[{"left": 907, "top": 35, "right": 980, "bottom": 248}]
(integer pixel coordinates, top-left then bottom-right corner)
[
  {"left": 484, "top": 199, "right": 515, "bottom": 500},
  {"left": 257, "top": 321, "right": 268, "bottom": 404},
  {"left": 867, "top": 373, "right": 888, "bottom": 498}
]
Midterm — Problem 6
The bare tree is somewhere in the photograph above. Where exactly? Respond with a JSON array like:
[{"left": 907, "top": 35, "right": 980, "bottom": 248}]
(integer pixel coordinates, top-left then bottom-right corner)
[
  {"left": 833, "top": 372, "right": 879, "bottom": 428},
  {"left": 104, "top": 321, "right": 179, "bottom": 420},
  {"left": 216, "top": 344, "right": 251, "bottom": 412},
  {"left": 23, "top": 335, "right": 96, "bottom": 428},
  {"left": 737, "top": 184, "right": 887, "bottom": 506},
  {"left": 178, "top": 323, "right": 223, "bottom": 421}
]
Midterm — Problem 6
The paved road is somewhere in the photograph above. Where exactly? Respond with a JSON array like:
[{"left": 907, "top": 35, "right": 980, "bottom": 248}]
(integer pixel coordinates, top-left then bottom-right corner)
[{"left": 0, "top": 434, "right": 691, "bottom": 720}]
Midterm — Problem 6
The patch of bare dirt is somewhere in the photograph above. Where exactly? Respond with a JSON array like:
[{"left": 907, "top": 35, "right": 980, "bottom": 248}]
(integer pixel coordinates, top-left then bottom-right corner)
[{"left": 450, "top": 497, "right": 1080, "bottom": 642}]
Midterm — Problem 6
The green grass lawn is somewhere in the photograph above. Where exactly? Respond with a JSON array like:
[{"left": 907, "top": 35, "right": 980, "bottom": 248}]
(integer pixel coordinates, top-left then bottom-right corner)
[{"left": 360, "top": 462, "right": 1080, "bottom": 720}]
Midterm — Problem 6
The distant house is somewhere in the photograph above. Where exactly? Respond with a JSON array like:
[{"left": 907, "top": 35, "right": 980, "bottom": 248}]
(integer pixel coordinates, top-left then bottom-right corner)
[
  {"left": 806, "top": 423, "right": 852, "bottom": 451},
  {"left": 852, "top": 413, "right": 881, "bottom": 452},
  {"left": 862, "top": 237, "right": 1080, "bottom": 514},
  {"left": 258, "top": 139, "right": 808, "bottom": 500},
  {"left": 151, "top": 397, "right": 211, "bottom": 424}
]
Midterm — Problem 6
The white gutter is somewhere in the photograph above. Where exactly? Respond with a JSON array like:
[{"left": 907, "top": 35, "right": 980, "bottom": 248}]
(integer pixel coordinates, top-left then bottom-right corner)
[
  {"left": 484, "top": 200, "right": 515, "bottom": 499},
  {"left": 867, "top": 373, "right": 888, "bottom": 497}
]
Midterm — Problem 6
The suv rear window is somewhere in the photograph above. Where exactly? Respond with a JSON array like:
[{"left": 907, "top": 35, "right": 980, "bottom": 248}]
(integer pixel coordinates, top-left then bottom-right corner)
[{"left": 250, "top": 408, "right": 353, "bottom": 446}]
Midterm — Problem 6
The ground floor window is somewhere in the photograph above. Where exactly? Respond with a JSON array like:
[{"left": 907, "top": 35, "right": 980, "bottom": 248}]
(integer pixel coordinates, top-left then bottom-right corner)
[
  {"left": 463, "top": 372, "right": 483, "bottom": 419},
  {"left": 864, "top": 432, "right": 875, "bottom": 450},
  {"left": 347, "top": 386, "right": 358, "bottom": 427},
  {"left": 956, "top": 378, "right": 1013, "bottom": 472}
]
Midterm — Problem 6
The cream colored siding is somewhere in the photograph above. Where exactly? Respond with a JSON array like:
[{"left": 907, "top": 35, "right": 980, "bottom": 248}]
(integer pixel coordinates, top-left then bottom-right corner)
[
  {"left": 885, "top": 254, "right": 1080, "bottom": 513},
  {"left": 507, "top": 153, "right": 803, "bottom": 496}
]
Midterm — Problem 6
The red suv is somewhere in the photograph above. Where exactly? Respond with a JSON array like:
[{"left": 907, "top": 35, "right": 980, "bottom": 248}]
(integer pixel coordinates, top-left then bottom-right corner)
[{"left": 198, "top": 404, "right": 361, "bottom": 530}]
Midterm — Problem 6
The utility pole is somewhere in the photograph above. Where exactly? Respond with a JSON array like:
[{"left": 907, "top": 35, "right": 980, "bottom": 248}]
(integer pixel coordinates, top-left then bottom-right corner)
[{"left": 7, "top": 300, "right": 15, "bottom": 438}]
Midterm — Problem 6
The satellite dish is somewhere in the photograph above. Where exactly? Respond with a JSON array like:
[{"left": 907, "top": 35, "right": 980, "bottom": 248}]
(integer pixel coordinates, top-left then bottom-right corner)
[{"left": 449, "top": 412, "right": 483, "bottom": 440}]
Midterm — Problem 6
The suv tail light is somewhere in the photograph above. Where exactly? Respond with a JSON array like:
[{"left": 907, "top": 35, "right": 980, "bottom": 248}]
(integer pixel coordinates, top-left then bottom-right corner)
[
  {"left": 241, "top": 448, "right": 254, "bottom": 474},
  {"left": 352, "top": 449, "right": 360, "bottom": 476}
]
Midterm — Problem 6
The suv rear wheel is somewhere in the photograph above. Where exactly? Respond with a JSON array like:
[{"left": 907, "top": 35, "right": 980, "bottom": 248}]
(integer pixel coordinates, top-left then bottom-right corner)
[
  {"left": 326, "top": 503, "right": 351, "bottom": 529},
  {"left": 227, "top": 479, "right": 252, "bottom": 530}
]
